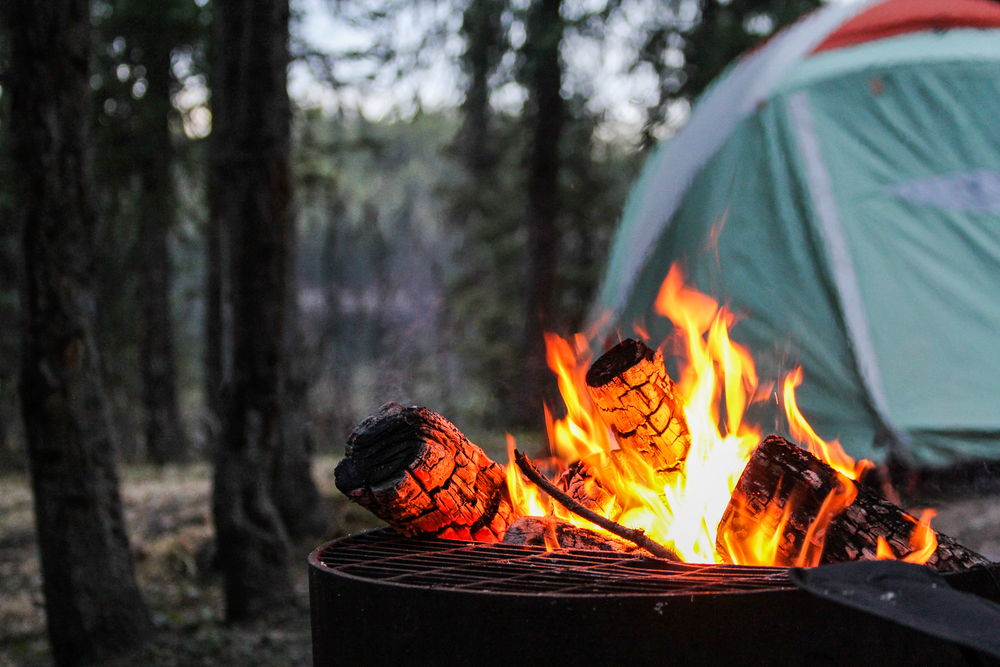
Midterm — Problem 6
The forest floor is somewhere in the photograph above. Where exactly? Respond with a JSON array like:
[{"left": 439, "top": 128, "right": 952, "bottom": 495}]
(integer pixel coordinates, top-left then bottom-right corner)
[
  {"left": 0, "top": 456, "right": 383, "bottom": 667},
  {"left": 3, "top": 455, "right": 1000, "bottom": 666}
]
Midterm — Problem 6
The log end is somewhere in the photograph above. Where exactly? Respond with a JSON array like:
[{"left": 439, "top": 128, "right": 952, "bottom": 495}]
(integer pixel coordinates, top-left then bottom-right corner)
[
  {"left": 585, "top": 338, "right": 655, "bottom": 389},
  {"left": 335, "top": 403, "right": 518, "bottom": 541},
  {"left": 334, "top": 402, "right": 424, "bottom": 494}
]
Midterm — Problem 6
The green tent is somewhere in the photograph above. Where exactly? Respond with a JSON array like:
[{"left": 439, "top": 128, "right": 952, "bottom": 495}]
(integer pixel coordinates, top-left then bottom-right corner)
[{"left": 594, "top": 0, "right": 1000, "bottom": 466}]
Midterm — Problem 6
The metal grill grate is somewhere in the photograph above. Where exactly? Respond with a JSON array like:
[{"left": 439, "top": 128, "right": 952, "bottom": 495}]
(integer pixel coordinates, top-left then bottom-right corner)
[{"left": 314, "top": 528, "right": 796, "bottom": 596}]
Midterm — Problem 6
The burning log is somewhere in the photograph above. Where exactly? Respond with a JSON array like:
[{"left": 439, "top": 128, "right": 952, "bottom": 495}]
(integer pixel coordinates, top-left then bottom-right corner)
[
  {"left": 556, "top": 460, "right": 622, "bottom": 522},
  {"left": 502, "top": 516, "right": 647, "bottom": 554},
  {"left": 334, "top": 403, "right": 518, "bottom": 542},
  {"left": 585, "top": 338, "right": 690, "bottom": 475},
  {"left": 514, "top": 450, "right": 681, "bottom": 561},
  {"left": 716, "top": 435, "right": 990, "bottom": 571}
]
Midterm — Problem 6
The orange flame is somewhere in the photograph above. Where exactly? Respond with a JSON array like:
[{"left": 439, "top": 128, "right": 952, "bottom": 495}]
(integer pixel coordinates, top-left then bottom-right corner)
[
  {"left": 504, "top": 263, "right": 928, "bottom": 568},
  {"left": 876, "top": 509, "right": 938, "bottom": 564},
  {"left": 794, "top": 473, "right": 858, "bottom": 567},
  {"left": 506, "top": 434, "right": 549, "bottom": 517},
  {"left": 783, "top": 368, "right": 872, "bottom": 481}
]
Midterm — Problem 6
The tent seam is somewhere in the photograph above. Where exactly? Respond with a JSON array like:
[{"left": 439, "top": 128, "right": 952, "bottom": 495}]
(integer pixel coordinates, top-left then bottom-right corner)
[{"left": 785, "top": 90, "right": 912, "bottom": 460}]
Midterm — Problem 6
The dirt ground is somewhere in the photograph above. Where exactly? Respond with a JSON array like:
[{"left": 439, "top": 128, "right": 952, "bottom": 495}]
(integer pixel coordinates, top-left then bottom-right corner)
[
  {"left": 2, "top": 458, "right": 1000, "bottom": 667},
  {"left": 0, "top": 457, "right": 382, "bottom": 667}
]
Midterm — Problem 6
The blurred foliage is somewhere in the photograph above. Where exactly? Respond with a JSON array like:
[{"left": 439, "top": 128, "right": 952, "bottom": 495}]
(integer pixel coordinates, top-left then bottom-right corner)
[
  {"left": 0, "top": 0, "right": 824, "bottom": 466},
  {"left": 637, "top": 0, "right": 822, "bottom": 144}
]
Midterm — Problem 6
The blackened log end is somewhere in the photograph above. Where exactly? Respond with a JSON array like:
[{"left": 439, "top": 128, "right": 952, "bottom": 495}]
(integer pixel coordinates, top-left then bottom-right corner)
[
  {"left": 585, "top": 338, "right": 655, "bottom": 388},
  {"left": 335, "top": 402, "right": 424, "bottom": 493}
]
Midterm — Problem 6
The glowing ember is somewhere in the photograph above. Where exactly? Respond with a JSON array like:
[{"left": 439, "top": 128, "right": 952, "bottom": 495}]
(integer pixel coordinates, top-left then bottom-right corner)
[{"left": 505, "top": 263, "right": 933, "bottom": 567}]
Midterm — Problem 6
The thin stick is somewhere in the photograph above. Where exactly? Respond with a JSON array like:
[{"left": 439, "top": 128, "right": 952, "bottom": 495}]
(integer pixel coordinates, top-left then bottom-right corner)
[{"left": 514, "top": 450, "right": 681, "bottom": 562}]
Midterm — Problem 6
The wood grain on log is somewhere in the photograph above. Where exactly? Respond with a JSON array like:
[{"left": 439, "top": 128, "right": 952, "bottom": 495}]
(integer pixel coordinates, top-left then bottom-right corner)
[
  {"left": 585, "top": 338, "right": 691, "bottom": 475},
  {"left": 334, "top": 403, "right": 518, "bottom": 541},
  {"left": 556, "top": 460, "right": 622, "bottom": 522},
  {"left": 717, "top": 435, "right": 990, "bottom": 571},
  {"left": 502, "top": 516, "right": 648, "bottom": 554}
]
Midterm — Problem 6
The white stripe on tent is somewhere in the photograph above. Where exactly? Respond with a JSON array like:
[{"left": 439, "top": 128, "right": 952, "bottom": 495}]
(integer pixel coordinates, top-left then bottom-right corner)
[
  {"left": 786, "top": 90, "right": 911, "bottom": 458},
  {"left": 595, "top": 0, "right": 884, "bottom": 323}
]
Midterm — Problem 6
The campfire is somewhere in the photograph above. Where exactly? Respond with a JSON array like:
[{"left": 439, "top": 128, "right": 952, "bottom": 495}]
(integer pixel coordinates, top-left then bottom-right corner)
[{"left": 333, "top": 265, "right": 987, "bottom": 571}]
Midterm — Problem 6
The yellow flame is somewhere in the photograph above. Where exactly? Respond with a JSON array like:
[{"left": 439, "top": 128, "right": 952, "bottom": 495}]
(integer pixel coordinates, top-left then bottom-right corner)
[{"left": 504, "top": 263, "right": 922, "bottom": 567}]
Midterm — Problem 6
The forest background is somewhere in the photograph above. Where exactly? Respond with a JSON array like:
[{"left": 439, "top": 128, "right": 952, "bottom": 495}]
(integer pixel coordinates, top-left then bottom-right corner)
[{"left": 0, "top": 0, "right": 829, "bottom": 665}]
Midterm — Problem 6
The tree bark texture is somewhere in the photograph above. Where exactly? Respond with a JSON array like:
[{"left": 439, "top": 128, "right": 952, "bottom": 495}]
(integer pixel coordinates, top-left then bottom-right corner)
[
  {"left": 521, "top": 0, "right": 565, "bottom": 426},
  {"left": 137, "top": 20, "right": 187, "bottom": 464},
  {"left": 271, "top": 258, "right": 324, "bottom": 539},
  {"left": 717, "top": 436, "right": 989, "bottom": 571},
  {"left": 7, "top": 0, "right": 154, "bottom": 663},
  {"left": 335, "top": 403, "right": 518, "bottom": 541},
  {"left": 586, "top": 338, "right": 691, "bottom": 475},
  {"left": 210, "top": 0, "right": 295, "bottom": 621}
]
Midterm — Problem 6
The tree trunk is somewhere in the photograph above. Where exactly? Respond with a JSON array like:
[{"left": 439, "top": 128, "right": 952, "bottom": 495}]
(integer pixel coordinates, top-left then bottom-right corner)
[
  {"left": 205, "top": 185, "right": 226, "bottom": 439},
  {"left": 137, "top": 27, "right": 187, "bottom": 465},
  {"left": 210, "top": 0, "right": 295, "bottom": 621},
  {"left": 272, "top": 255, "right": 324, "bottom": 540},
  {"left": 457, "top": 0, "right": 504, "bottom": 178},
  {"left": 7, "top": 0, "right": 153, "bottom": 663},
  {"left": 521, "top": 0, "right": 565, "bottom": 427}
]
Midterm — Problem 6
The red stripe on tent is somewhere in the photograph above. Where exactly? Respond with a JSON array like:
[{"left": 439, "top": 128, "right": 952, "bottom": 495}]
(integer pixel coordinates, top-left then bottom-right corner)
[{"left": 812, "top": 0, "right": 1000, "bottom": 54}]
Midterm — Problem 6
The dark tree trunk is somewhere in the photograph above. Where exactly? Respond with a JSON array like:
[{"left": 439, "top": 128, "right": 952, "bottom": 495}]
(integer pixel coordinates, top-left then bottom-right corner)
[
  {"left": 137, "top": 28, "right": 187, "bottom": 465},
  {"left": 521, "top": 0, "right": 565, "bottom": 426},
  {"left": 210, "top": 0, "right": 295, "bottom": 621},
  {"left": 457, "top": 0, "right": 504, "bottom": 178},
  {"left": 7, "top": 0, "right": 153, "bottom": 663},
  {"left": 271, "top": 253, "right": 324, "bottom": 540},
  {"left": 205, "top": 188, "right": 226, "bottom": 437}
]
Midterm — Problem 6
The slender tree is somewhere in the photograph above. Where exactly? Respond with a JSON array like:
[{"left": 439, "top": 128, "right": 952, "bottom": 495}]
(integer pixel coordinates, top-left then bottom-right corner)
[
  {"left": 134, "top": 4, "right": 190, "bottom": 464},
  {"left": 455, "top": 0, "right": 506, "bottom": 178},
  {"left": 210, "top": 0, "right": 296, "bottom": 620},
  {"left": 89, "top": 0, "right": 203, "bottom": 464},
  {"left": 7, "top": 0, "right": 153, "bottom": 663},
  {"left": 0, "top": 25, "right": 22, "bottom": 470},
  {"left": 520, "top": 0, "right": 565, "bottom": 426},
  {"left": 271, "top": 248, "right": 326, "bottom": 540}
]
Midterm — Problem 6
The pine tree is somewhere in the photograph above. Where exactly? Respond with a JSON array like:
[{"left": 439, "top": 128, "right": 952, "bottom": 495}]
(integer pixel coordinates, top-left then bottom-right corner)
[{"left": 7, "top": 0, "right": 154, "bottom": 661}]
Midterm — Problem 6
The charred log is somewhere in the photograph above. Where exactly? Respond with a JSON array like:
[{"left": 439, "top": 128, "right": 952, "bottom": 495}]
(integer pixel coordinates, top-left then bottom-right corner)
[
  {"left": 514, "top": 450, "right": 681, "bottom": 561},
  {"left": 585, "top": 338, "right": 690, "bottom": 475},
  {"left": 335, "top": 403, "right": 518, "bottom": 541},
  {"left": 717, "top": 435, "right": 989, "bottom": 571},
  {"left": 502, "top": 516, "right": 648, "bottom": 554},
  {"left": 556, "top": 459, "right": 622, "bottom": 521}
]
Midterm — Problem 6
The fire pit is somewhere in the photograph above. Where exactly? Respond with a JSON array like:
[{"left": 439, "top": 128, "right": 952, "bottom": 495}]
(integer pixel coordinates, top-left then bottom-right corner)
[
  {"left": 315, "top": 270, "right": 1000, "bottom": 665},
  {"left": 309, "top": 528, "right": 1000, "bottom": 666}
]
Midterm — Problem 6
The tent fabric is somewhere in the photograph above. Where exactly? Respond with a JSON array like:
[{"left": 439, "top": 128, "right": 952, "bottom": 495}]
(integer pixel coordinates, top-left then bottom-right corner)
[
  {"left": 597, "top": 0, "right": 879, "bottom": 324},
  {"left": 594, "top": 0, "right": 1000, "bottom": 467},
  {"left": 812, "top": 0, "right": 1000, "bottom": 54}
]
